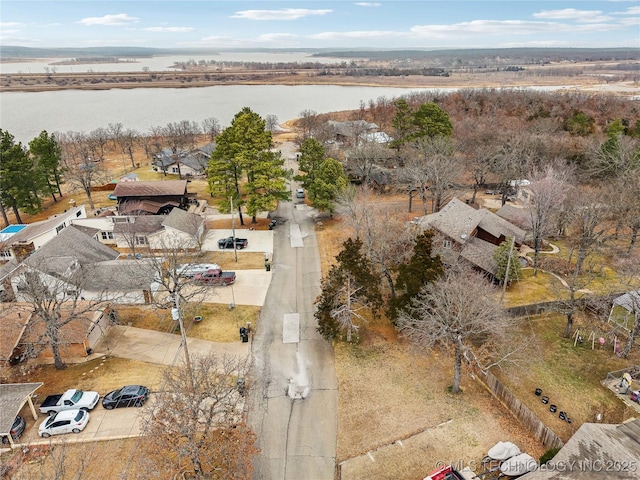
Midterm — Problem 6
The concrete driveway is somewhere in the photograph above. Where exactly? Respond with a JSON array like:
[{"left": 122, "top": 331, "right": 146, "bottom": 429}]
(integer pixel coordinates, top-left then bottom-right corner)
[
  {"left": 16, "top": 402, "right": 147, "bottom": 447},
  {"left": 184, "top": 269, "right": 272, "bottom": 307},
  {"left": 96, "top": 325, "right": 250, "bottom": 366},
  {"left": 202, "top": 229, "right": 274, "bottom": 255}
]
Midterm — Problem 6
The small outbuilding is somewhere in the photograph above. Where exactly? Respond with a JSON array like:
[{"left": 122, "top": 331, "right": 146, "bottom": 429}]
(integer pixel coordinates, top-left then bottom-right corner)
[{"left": 0, "top": 382, "right": 42, "bottom": 448}]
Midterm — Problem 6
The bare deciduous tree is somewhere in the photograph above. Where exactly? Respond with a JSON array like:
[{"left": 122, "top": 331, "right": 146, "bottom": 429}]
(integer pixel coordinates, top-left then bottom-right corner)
[
  {"left": 12, "top": 261, "right": 112, "bottom": 369},
  {"left": 343, "top": 140, "right": 390, "bottom": 187},
  {"left": 397, "top": 269, "right": 510, "bottom": 393},
  {"left": 401, "top": 136, "right": 458, "bottom": 214},
  {"left": 58, "top": 131, "right": 109, "bottom": 210},
  {"left": 139, "top": 353, "right": 258, "bottom": 479},
  {"left": 337, "top": 186, "right": 414, "bottom": 300},
  {"left": 527, "top": 162, "right": 574, "bottom": 275},
  {"left": 202, "top": 116, "right": 222, "bottom": 141}
]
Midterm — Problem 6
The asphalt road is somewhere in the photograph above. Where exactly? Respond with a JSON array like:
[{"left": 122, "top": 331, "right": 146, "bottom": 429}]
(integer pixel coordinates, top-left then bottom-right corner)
[{"left": 247, "top": 144, "right": 338, "bottom": 480}]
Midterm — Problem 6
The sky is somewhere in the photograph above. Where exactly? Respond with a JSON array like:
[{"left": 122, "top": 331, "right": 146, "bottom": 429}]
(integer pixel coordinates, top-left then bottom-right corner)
[{"left": 1, "top": 1, "right": 639, "bottom": 50}]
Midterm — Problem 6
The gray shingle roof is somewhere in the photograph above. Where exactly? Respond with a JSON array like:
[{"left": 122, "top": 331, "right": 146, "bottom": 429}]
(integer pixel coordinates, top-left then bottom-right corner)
[
  {"left": 113, "top": 215, "right": 166, "bottom": 234},
  {"left": 418, "top": 198, "right": 482, "bottom": 245},
  {"left": 0, "top": 383, "right": 43, "bottom": 437},
  {"left": 477, "top": 209, "right": 526, "bottom": 245},
  {"left": 81, "top": 259, "right": 156, "bottom": 291},
  {"left": 521, "top": 419, "right": 640, "bottom": 479},
  {"left": 459, "top": 236, "right": 499, "bottom": 276},
  {"left": 162, "top": 208, "right": 203, "bottom": 236},
  {"left": 25, "top": 226, "right": 119, "bottom": 268},
  {"left": 496, "top": 204, "right": 533, "bottom": 230}
]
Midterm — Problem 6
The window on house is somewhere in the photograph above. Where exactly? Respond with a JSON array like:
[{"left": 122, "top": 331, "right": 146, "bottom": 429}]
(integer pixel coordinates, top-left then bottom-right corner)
[
  {"left": 171, "top": 167, "right": 179, "bottom": 173},
  {"left": 443, "top": 239, "right": 452, "bottom": 248},
  {"left": 76, "top": 210, "right": 82, "bottom": 217},
  {"left": 135, "top": 236, "right": 147, "bottom": 245},
  {"left": 101, "top": 231, "right": 114, "bottom": 240},
  {"left": 112, "top": 217, "right": 130, "bottom": 223},
  {"left": 56, "top": 224, "right": 66, "bottom": 233},
  {"left": 0, "top": 250, "right": 11, "bottom": 258}
]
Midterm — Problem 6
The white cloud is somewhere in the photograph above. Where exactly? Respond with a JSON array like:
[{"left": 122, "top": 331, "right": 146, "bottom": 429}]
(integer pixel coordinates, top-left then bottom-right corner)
[
  {"left": 77, "top": 14, "right": 139, "bottom": 27},
  {"left": 354, "top": 2, "right": 382, "bottom": 7},
  {"left": 231, "top": 9, "right": 332, "bottom": 21},
  {"left": 257, "top": 33, "right": 299, "bottom": 42},
  {"left": 617, "top": 6, "right": 640, "bottom": 14},
  {"left": 141, "top": 26, "right": 195, "bottom": 32},
  {"left": 0, "top": 22, "right": 24, "bottom": 28},
  {"left": 532, "top": 9, "right": 612, "bottom": 23},
  {"left": 408, "top": 19, "right": 622, "bottom": 38}
]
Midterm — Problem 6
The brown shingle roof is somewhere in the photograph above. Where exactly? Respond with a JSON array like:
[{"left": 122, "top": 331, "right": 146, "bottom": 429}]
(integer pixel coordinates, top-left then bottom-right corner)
[
  {"left": 113, "top": 180, "right": 188, "bottom": 197},
  {"left": 0, "top": 305, "right": 30, "bottom": 361},
  {"left": 21, "top": 304, "right": 104, "bottom": 346}
]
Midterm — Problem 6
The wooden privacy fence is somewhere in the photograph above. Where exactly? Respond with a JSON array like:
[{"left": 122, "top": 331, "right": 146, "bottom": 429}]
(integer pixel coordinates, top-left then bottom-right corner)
[{"left": 473, "top": 366, "right": 564, "bottom": 450}]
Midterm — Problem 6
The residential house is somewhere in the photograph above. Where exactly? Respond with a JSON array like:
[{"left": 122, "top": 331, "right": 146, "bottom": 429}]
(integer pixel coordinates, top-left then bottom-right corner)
[
  {"left": 154, "top": 207, "right": 205, "bottom": 249},
  {"left": 119, "top": 172, "right": 139, "bottom": 182},
  {"left": 15, "top": 303, "right": 112, "bottom": 361},
  {"left": 521, "top": 418, "right": 640, "bottom": 480},
  {"left": 415, "top": 197, "right": 527, "bottom": 278},
  {"left": 0, "top": 307, "right": 30, "bottom": 365},
  {"left": 496, "top": 204, "right": 533, "bottom": 231},
  {"left": 0, "top": 206, "right": 87, "bottom": 262},
  {"left": 112, "top": 215, "right": 166, "bottom": 250},
  {"left": 69, "top": 216, "right": 118, "bottom": 245},
  {"left": 152, "top": 144, "right": 213, "bottom": 177},
  {"left": 112, "top": 180, "right": 193, "bottom": 215},
  {"left": 327, "top": 120, "right": 379, "bottom": 145},
  {"left": 8, "top": 226, "right": 156, "bottom": 305}
]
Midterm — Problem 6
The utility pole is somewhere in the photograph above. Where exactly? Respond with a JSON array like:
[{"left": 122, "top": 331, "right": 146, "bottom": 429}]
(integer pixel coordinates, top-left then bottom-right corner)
[{"left": 173, "top": 291, "right": 193, "bottom": 383}]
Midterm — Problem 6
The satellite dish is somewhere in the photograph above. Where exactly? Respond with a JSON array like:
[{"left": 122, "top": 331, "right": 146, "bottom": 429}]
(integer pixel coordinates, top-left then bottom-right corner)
[{"left": 461, "top": 234, "right": 468, "bottom": 240}]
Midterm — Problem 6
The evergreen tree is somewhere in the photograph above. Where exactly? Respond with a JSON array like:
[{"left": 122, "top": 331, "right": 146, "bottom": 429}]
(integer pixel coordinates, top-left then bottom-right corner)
[
  {"left": 245, "top": 150, "right": 292, "bottom": 222},
  {"left": 294, "top": 137, "right": 325, "bottom": 191},
  {"left": 493, "top": 237, "right": 521, "bottom": 285},
  {"left": 411, "top": 102, "right": 453, "bottom": 140},
  {"left": 316, "top": 238, "right": 382, "bottom": 342},
  {"left": 0, "top": 129, "right": 42, "bottom": 222},
  {"left": 29, "top": 130, "right": 64, "bottom": 202},
  {"left": 310, "top": 157, "right": 348, "bottom": 213},
  {"left": 389, "top": 230, "right": 444, "bottom": 320},
  {"left": 208, "top": 107, "right": 272, "bottom": 225}
]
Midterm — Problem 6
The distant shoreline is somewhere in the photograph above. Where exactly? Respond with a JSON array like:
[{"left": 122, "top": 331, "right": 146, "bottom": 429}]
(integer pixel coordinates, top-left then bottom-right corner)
[{"left": 1, "top": 69, "right": 639, "bottom": 95}]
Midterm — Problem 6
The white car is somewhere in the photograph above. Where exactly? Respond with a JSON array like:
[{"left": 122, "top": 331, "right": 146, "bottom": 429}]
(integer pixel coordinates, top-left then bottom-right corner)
[
  {"left": 176, "top": 263, "right": 220, "bottom": 278},
  {"left": 296, "top": 188, "right": 305, "bottom": 199},
  {"left": 39, "top": 409, "right": 89, "bottom": 438}
]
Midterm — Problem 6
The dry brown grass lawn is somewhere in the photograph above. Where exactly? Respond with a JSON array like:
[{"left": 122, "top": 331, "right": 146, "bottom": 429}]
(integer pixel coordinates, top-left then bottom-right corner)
[
  {"left": 18, "top": 356, "right": 167, "bottom": 402},
  {"left": 495, "top": 312, "right": 640, "bottom": 442},
  {"left": 115, "top": 304, "right": 260, "bottom": 342},
  {"left": 336, "top": 340, "right": 546, "bottom": 478}
]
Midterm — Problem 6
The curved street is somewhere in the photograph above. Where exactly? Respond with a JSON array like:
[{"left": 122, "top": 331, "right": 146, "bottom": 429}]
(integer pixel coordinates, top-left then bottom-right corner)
[{"left": 247, "top": 145, "right": 338, "bottom": 479}]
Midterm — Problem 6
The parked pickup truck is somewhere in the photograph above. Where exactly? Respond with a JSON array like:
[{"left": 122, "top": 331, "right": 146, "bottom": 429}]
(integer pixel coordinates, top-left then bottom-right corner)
[
  {"left": 39, "top": 389, "right": 100, "bottom": 416},
  {"left": 193, "top": 268, "right": 236, "bottom": 286},
  {"left": 218, "top": 236, "right": 248, "bottom": 249}
]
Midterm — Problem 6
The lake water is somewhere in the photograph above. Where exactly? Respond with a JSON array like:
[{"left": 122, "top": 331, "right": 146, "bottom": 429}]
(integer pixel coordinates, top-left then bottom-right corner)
[{"left": 1, "top": 85, "right": 446, "bottom": 144}]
